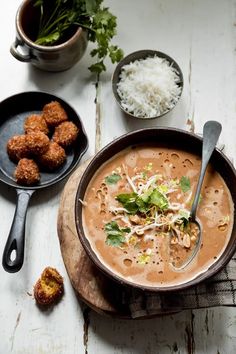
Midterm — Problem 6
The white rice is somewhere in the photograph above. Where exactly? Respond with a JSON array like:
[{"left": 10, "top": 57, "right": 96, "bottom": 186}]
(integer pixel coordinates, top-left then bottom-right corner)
[{"left": 117, "top": 56, "right": 182, "bottom": 118}]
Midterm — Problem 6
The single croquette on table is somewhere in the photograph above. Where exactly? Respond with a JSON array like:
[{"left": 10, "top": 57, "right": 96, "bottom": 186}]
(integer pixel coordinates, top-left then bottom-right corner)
[
  {"left": 38, "top": 142, "right": 66, "bottom": 170},
  {"left": 14, "top": 158, "right": 40, "bottom": 185},
  {"left": 6, "top": 135, "right": 29, "bottom": 161},
  {"left": 52, "top": 121, "right": 79, "bottom": 148},
  {"left": 42, "top": 101, "right": 68, "bottom": 127},
  {"left": 25, "top": 131, "right": 50, "bottom": 155},
  {"left": 33, "top": 267, "right": 64, "bottom": 306},
  {"left": 24, "top": 114, "right": 49, "bottom": 135}
]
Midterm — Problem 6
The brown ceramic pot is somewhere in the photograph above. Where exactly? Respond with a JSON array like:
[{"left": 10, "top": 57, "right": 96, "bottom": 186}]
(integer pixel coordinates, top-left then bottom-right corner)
[
  {"left": 10, "top": 0, "right": 88, "bottom": 72},
  {"left": 75, "top": 127, "right": 236, "bottom": 292}
]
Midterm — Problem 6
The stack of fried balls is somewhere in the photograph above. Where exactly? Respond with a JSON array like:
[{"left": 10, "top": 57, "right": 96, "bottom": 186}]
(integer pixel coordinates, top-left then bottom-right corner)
[{"left": 7, "top": 101, "right": 79, "bottom": 185}]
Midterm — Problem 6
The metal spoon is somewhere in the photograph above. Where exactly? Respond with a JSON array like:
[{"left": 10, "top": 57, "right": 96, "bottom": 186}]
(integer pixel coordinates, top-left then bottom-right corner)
[{"left": 171, "top": 120, "right": 222, "bottom": 270}]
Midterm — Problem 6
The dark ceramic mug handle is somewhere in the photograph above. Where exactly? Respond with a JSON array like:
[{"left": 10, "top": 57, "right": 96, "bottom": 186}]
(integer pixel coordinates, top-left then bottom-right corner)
[
  {"left": 2, "top": 189, "right": 34, "bottom": 273},
  {"left": 10, "top": 38, "right": 32, "bottom": 62}
]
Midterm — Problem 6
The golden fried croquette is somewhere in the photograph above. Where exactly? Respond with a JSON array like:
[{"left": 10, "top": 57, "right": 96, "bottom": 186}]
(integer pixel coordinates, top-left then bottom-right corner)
[
  {"left": 38, "top": 142, "right": 66, "bottom": 170},
  {"left": 42, "top": 101, "right": 68, "bottom": 127},
  {"left": 24, "top": 114, "right": 49, "bottom": 135},
  {"left": 52, "top": 121, "right": 79, "bottom": 148},
  {"left": 14, "top": 158, "right": 40, "bottom": 185},
  {"left": 7, "top": 135, "right": 29, "bottom": 162},
  {"left": 25, "top": 131, "right": 50, "bottom": 155},
  {"left": 34, "top": 267, "right": 64, "bottom": 306}
]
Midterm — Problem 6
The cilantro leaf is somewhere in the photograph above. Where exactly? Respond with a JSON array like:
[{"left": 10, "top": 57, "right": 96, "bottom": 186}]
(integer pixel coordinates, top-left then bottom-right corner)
[
  {"left": 105, "top": 173, "right": 121, "bottom": 185},
  {"left": 140, "top": 189, "right": 153, "bottom": 203},
  {"left": 105, "top": 221, "right": 130, "bottom": 247},
  {"left": 180, "top": 176, "right": 191, "bottom": 193},
  {"left": 135, "top": 197, "right": 150, "bottom": 213},
  {"left": 116, "top": 193, "right": 139, "bottom": 214},
  {"left": 149, "top": 189, "right": 169, "bottom": 210}
]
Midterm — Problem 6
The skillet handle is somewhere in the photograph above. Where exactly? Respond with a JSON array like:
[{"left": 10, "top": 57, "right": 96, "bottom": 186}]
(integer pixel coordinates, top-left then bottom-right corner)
[{"left": 2, "top": 189, "right": 34, "bottom": 273}]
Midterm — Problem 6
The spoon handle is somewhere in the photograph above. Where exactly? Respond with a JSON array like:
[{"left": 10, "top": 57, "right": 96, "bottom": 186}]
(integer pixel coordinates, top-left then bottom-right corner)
[{"left": 191, "top": 121, "right": 222, "bottom": 219}]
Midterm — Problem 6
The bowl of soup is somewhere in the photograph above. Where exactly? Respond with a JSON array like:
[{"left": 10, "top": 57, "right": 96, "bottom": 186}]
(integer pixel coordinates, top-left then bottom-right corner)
[{"left": 75, "top": 127, "right": 236, "bottom": 292}]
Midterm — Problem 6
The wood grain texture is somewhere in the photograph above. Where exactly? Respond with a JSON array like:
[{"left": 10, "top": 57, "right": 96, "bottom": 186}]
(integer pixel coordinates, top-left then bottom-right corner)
[{"left": 57, "top": 159, "right": 125, "bottom": 316}]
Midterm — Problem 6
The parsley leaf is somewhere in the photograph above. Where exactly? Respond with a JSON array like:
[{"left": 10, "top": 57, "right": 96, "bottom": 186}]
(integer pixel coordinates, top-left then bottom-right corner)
[
  {"left": 180, "top": 176, "right": 191, "bottom": 193},
  {"left": 105, "top": 221, "right": 130, "bottom": 247},
  {"left": 105, "top": 173, "right": 121, "bottom": 185}
]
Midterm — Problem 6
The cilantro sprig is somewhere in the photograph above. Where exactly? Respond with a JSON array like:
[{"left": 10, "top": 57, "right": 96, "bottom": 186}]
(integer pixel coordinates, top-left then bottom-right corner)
[
  {"left": 116, "top": 188, "right": 169, "bottom": 215},
  {"left": 34, "top": 0, "right": 124, "bottom": 74},
  {"left": 105, "top": 221, "right": 130, "bottom": 247}
]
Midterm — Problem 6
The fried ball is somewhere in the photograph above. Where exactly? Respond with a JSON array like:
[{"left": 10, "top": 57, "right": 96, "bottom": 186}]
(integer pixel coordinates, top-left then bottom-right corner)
[
  {"left": 38, "top": 142, "right": 66, "bottom": 170},
  {"left": 14, "top": 158, "right": 40, "bottom": 185},
  {"left": 24, "top": 114, "right": 49, "bottom": 135},
  {"left": 42, "top": 101, "right": 68, "bottom": 127},
  {"left": 52, "top": 121, "right": 79, "bottom": 148},
  {"left": 34, "top": 267, "right": 64, "bottom": 306},
  {"left": 25, "top": 131, "right": 50, "bottom": 155},
  {"left": 7, "top": 135, "right": 29, "bottom": 162}
]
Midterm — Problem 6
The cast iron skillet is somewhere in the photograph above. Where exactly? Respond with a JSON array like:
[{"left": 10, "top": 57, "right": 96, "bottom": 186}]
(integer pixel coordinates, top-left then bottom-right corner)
[
  {"left": 75, "top": 127, "right": 236, "bottom": 292},
  {"left": 0, "top": 91, "right": 88, "bottom": 273}
]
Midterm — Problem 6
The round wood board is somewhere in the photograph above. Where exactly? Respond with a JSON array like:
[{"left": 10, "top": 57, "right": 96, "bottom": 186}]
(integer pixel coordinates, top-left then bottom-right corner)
[{"left": 57, "top": 160, "right": 131, "bottom": 318}]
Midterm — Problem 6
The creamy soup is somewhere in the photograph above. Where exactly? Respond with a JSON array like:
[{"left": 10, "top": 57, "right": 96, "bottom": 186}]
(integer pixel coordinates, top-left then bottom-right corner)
[{"left": 82, "top": 145, "right": 234, "bottom": 287}]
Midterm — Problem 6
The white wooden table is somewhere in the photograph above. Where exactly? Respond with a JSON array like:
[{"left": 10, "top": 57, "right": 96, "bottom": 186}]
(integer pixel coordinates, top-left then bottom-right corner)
[{"left": 1, "top": 1, "right": 236, "bottom": 353}]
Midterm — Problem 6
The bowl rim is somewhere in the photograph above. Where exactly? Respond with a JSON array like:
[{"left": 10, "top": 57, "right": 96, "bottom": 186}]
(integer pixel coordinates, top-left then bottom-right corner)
[
  {"left": 75, "top": 127, "right": 236, "bottom": 292},
  {"left": 112, "top": 49, "right": 184, "bottom": 120}
]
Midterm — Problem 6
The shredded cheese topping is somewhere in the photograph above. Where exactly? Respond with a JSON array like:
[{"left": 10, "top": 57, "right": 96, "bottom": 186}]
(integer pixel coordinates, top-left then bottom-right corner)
[{"left": 117, "top": 56, "right": 181, "bottom": 118}]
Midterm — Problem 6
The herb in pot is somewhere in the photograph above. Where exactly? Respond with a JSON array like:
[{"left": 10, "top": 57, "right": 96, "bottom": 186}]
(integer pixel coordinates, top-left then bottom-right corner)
[{"left": 34, "top": 0, "right": 124, "bottom": 74}]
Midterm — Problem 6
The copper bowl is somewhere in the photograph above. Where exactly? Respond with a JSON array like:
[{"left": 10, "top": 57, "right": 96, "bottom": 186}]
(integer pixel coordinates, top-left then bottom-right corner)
[{"left": 75, "top": 127, "right": 236, "bottom": 292}]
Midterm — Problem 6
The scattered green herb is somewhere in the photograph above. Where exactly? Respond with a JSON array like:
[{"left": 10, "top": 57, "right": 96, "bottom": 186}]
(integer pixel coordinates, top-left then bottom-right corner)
[
  {"left": 104, "top": 221, "right": 130, "bottom": 247},
  {"left": 144, "top": 162, "right": 153, "bottom": 171},
  {"left": 180, "top": 176, "right": 191, "bottom": 193},
  {"left": 34, "top": 0, "right": 124, "bottom": 74},
  {"left": 105, "top": 173, "right": 121, "bottom": 185}
]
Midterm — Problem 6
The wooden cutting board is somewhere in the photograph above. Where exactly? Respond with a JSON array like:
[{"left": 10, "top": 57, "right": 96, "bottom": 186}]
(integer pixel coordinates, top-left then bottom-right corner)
[{"left": 57, "top": 160, "right": 131, "bottom": 318}]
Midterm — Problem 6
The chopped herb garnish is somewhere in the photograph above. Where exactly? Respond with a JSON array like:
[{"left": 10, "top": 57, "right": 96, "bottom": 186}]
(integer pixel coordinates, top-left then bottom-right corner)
[
  {"left": 180, "top": 176, "right": 191, "bottom": 193},
  {"left": 105, "top": 221, "right": 130, "bottom": 247},
  {"left": 105, "top": 173, "right": 121, "bottom": 185},
  {"left": 137, "top": 254, "right": 151, "bottom": 264},
  {"left": 144, "top": 162, "right": 153, "bottom": 171}
]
